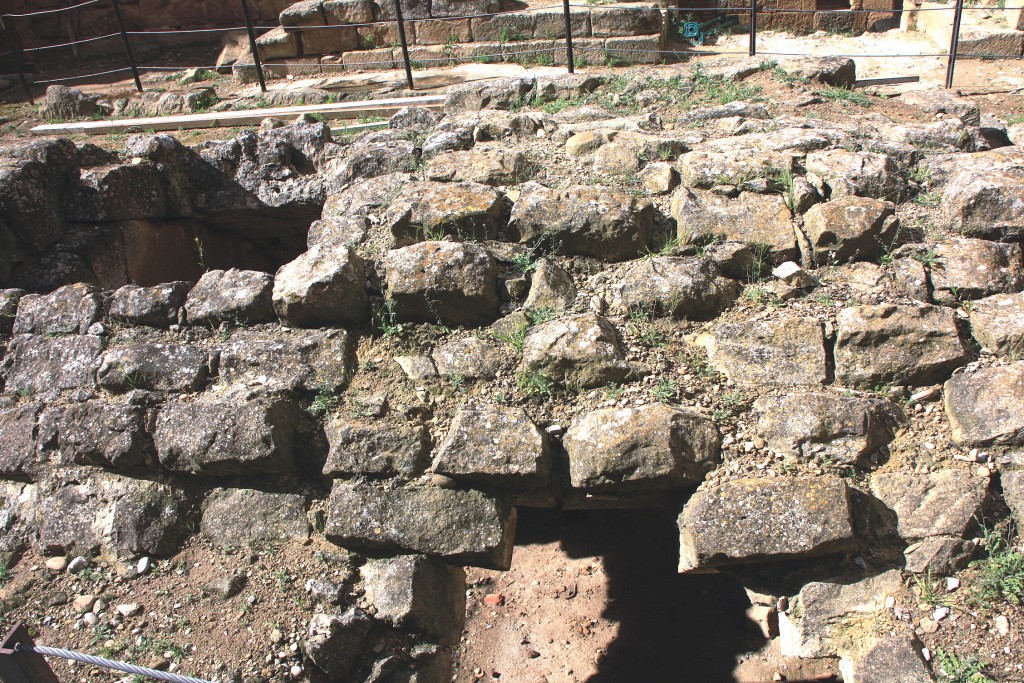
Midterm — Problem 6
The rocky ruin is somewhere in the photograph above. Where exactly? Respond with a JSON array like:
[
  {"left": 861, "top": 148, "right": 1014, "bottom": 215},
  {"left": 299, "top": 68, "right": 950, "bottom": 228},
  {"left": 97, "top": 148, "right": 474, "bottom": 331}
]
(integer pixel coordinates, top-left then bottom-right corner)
[{"left": 0, "top": 57, "right": 1023, "bottom": 683}]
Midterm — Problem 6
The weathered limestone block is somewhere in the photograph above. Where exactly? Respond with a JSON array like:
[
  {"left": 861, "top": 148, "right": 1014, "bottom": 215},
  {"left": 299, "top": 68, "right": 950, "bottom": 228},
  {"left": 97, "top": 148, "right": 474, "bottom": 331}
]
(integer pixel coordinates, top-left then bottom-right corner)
[
  {"left": 431, "top": 403, "right": 550, "bottom": 490},
  {"left": 944, "top": 363, "right": 1024, "bottom": 446},
  {"left": 185, "top": 269, "right": 276, "bottom": 326},
  {"left": 97, "top": 344, "right": 209, "bottom": 393},
  {"left": 870, "top": 470, "right": 988, "bottom": 541},
  {"left": 525, "top": 258, "right": 576, "bottom": 312},
  {"left": 834, "top": 305, "right": 966, "bottom": 388},
  {"left": 322, "top": 173, "right": 413, "bottom": 219},
  {"left": 520, "top": 314, "right": 631, "bottom": 389},
  {"left": 930, "top": 238, "right": 1024, "bottom": 304},
  {"left": 107, "top": 282, "right": 190, "bottom": 328},
  {"left": 775, "top": 56, "right": 856, "bottom": 86},
  {"left": 154, "top": 396, "right": 300, "bottom": 476},
  {"left": 57, "top": 402, "right": 154, "bottom": 470},
  {"left": 778, "top": 570, "right": 904, "bottom": 659},
  {"left": 332, "top": 141, "right": 418, "bottom": 184},
  {"left": 255, "top": 27, "right": 300, "bottom": 60},
  {"left": 671, "top": 189, "right": 797, "bottom": 264},
  {"left": 325, "top": 482, "right": 516, "bottom": 569},
  {"left": 388, "top": 106, "right": 442, "bottom": 131},
  {"left": 676, "top": 149, "right": 794, "bottom": 190},
  {"left": 4, "top": 334, "right": 104, "bottom": 394},
  {"left": 384, "top": 241, "right": 499, "bottom": 327},
  {"left": 941, "top": 167, "right": 1024, "bottom": 241},
  {"left": 969, "top": 292, "right": 1024, "bottom": 356},
  {"left": 307, "top": 216, "right": 369, "bottom": 248},
  {"left": 361, "top": 555, "right": 466, "bottom": 645},
  {"left": 592, "top": 256, "right": 738, "bottom": 320},
  {"left": 304, "top": 609, "right": 371, "bottom": 680},
  {"left": 383, "top": 181, "right": 506, "bottom": 246},
  {"left": 802, "top": 197, "right": 898, "bottom": 265},
  {"left": 66, "top": 163, "right": 168, "bottom": 222},
  {"left": 565, "top": 403, "right": 719, "bottom": 494},
  {"left": 424, "top": 149, "right": 532, "bottom": 186},
  {"left": 705, "top": 318, "right": 827, "bottom": 387},
  {"left": 218, "top": 329, "right": 353, "bottom": 393},
  {"left": 839, "top": 636, "right": 936, "bottom": 683},
  {"left": 323, "top": 418, "right": 431, "bottom": 479},
  {"left": 201, "top": 488, "right": 310, "bottom": 548},
  {"left": 678, "top": 477, "right": 855, "bottom": 571},
  {"left": 753, "top": 393, "right": 904, "bottom": 466},
  {"left": 272, "top": 245, "right": 368, "bottom": 327},
  {"left": 0, "top": 403, "right": 42, "bottom": 479},
  {"left": 893, "top": 257, "right": 931, "bottom": 303},
  {"left": 444, "top": 78, "right": 534, "bottom": 114},
  {"left": 13, "top": 283, "right": 102, "bottom": 336},
  {"left": 281, "top": 0, "right": 326, "bottom": 26},
  {"left": 431, "top": 337, "right": 500, "bottom": 380},
  {"left": 589, "top": 6, "right": 662, "bottom": 36},
  {"left": 510, "top": 182, "right": 654, "bottom": 262},
  {"left": 32, "top": 474, "right": 185, "bottom": 559},
  {"left": 805, "top": 149, "right": 905, "bottom": 201}
]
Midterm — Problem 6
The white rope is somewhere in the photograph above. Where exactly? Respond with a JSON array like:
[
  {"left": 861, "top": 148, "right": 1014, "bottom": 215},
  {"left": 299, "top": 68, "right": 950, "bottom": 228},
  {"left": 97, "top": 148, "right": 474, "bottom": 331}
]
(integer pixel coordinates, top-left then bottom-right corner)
[{"left": 15, "top": 643, "right": 213, "bottom": 683}]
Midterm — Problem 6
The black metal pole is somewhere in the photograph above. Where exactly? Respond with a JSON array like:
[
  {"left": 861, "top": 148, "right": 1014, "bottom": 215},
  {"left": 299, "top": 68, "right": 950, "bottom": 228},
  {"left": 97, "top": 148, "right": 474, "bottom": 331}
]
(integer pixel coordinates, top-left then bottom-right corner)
[
  {"left": 563, "top": 0, "right": 575, "bottom": 73},
  {"left": 0, "top": 16, "right": 34, "bottom": 105},
  {"left": 749, "top": 0, "right": 757, "bottom": 56},
  {"left": 393, "top": 0, "right": 414, "bottom": 90},
  {"left": 945, "top": 0, "right": 964, "bottom": 89},
  {"left": 111, "top": 0, "right": 142, "bottom": 92},
  {"left": 240, "top": 0, "right": 267, "bottom": 92}
]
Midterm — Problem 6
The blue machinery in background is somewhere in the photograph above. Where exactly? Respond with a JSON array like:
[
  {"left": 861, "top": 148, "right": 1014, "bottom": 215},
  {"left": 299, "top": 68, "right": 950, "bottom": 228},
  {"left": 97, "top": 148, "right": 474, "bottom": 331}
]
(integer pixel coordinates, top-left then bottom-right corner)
[{"left": 680, "top": 13, "right": 740, "bottom": 45}]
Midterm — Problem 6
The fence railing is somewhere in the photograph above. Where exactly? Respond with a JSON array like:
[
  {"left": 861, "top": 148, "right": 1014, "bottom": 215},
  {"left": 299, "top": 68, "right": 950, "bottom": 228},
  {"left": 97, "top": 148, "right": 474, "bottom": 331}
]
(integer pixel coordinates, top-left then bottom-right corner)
[{"left": 1, "top": 0, "right": 1022, "bottom": 106}]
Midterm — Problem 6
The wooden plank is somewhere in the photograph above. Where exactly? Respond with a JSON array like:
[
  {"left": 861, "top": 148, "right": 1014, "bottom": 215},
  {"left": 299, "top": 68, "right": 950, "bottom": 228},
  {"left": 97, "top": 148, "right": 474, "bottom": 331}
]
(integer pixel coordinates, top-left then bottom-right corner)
[
  {"left": 854, "top": 76, "right": 921, "bottom": 86},
  {"left": 30, "top": 94, "right": 445, "bottom": 136}
]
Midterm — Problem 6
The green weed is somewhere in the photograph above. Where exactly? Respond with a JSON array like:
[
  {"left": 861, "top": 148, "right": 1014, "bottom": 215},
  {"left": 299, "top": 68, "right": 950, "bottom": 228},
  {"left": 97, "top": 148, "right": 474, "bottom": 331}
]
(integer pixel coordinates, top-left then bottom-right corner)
[
  {"left": 818, "top": 85, "right": 870, "bottom": 107},
  {"left": 650, "top": 377, "right": 679, "bottom": 402},
  {"left": 517, "top": 369, "right": 555, "bottom": 397},
  {"left": 934, "top": 648, "right": 993, "bottom": 683},
  {"left": 968, "top": 525, "right": 1024, "bottom": 607},
  {"left": 308, "top": 387, "right": 341, "bottom": 418}
]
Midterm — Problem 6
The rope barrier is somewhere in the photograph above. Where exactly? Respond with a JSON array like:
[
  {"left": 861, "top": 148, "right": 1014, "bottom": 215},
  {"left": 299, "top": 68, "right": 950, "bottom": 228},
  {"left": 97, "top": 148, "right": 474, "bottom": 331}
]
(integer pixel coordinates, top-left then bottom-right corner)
[
  {"left": 33, "top": 66, "right": 133, "bottom": 84},
  {"left": 1, "top": 0, "right": 103, "bottom": 19},
  {"left": 22, "top": 32, "right": 119, "bottom": 53},
  {"left": 14, "top": 643, "right": 213, "bottom": 683}
]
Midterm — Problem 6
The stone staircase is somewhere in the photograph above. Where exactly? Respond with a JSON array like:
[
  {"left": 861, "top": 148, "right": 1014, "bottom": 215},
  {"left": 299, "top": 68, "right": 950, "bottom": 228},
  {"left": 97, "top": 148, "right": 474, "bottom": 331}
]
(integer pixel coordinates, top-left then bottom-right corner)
[
  {"left": 237, "top": 0, "right": 669, "bottom": 78},
  {"left": 904, "top": 0, "right": 1024, "bottom": 56}
]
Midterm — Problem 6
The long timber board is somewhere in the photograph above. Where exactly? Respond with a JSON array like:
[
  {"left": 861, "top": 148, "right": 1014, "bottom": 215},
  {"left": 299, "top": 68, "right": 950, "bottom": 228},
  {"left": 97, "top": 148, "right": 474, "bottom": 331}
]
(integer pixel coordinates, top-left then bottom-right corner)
[{"left": 30, "top": 94, "right": 445, "bottom": 136}]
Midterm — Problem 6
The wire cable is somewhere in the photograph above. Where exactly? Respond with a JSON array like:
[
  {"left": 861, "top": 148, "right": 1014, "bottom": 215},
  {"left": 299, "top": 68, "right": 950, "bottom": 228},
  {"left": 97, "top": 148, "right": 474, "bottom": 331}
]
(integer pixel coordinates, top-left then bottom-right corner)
[
  {"left": 14, "top": 643, "right": 212, "bottom": 683},
  {"left": 2, "top": 0, "right": 102, "bottom": 18}
]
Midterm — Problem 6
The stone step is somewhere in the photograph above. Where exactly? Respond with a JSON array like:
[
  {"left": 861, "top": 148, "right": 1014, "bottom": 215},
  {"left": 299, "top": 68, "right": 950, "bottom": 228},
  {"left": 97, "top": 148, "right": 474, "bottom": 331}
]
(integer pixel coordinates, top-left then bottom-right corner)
[
  {"left": 241, "top": 33, "right": 663, "bottom": 79},
  {"left": 256, "top": 0, "right": 666, "bottom": 60}
]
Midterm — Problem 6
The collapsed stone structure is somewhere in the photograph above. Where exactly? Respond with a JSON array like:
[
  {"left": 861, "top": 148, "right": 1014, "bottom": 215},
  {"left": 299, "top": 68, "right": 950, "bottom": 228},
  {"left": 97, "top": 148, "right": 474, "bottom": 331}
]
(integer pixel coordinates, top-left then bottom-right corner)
[{"left": 1, "top": 62, "right": 1024, "bottom": 681}]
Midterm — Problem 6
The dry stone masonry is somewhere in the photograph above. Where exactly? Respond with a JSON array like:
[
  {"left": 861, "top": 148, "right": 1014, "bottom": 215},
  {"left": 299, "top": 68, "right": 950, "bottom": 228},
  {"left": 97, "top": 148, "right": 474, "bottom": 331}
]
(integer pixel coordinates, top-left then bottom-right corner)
[{"left": 2, "top": 64, "right": 1024, "bottom": 682}]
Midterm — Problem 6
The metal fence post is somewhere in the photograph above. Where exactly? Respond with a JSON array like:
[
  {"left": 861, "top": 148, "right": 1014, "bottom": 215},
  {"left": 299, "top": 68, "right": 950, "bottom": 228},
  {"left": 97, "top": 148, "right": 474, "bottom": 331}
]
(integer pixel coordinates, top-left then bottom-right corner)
[
  {"left": 563, "top": 0, "right": 575, "bottom": 73},
  {"left": 393, "top": 0, "right": 414, "bottom": 90},
  {"left": 749, "top": 0, "right": 757, "bottom": 56},
  {"left": 240, "top": 0, "right": 268, "bottom": 92},
  {"left": 0, "top": 623, "right": 61, "bottom": 683},
  {"left": 111, "top": 0, "right": 143, "bottom": 92},
  {"left": 0, "top": 16, "right": 34, "bottom": 104},
  {"left": 945, "top": 0, "right": 964, "bottom": 89}
]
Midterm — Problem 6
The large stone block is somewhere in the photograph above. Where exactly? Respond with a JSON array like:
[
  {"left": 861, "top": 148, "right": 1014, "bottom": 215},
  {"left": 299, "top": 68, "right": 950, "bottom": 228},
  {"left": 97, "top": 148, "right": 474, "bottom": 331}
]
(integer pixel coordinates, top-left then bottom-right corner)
[
  {"left": 323, "top": 418, "right": 431, "bottom": 479},
  {"left": 272, "top": 245, "right": 369, "bottom": 327},
  {"left": 325, "top": 482, "right": 516, "bottom": 569},
  {"left": 870, "top": 470, "right": 989, "bottom": 541},
  {"left": 0, "top": 403, "right": 42, "bottom": 479},
  {"left": 154, "top": 396, "right": 301, "bottom": 476},
  {"left": 510, "top": 182, "right": 653, "bottom": 262},
  {"left": 361, "top": 554, "right": 466, "bottom": 645},
  {"left": 218, "top": 329, "right": 353, "bottom": 393},
  {"left": 678, "top": 477, "right": 855, "bottom": 572},
  {"left": 969, "top": 292, "right": 1024, "bottom": 357},
  {"left": 432, "top": 403, "right": 551, "bottom": 490},
  {"left": 565, "top": 403, "right": 719, "bottom": 494},
  {"left": 97, "top": 344, "right": 209, "bottom": 393},
  {"left": 4, "top": 334, "right": 104, "bottom": 395},
  {"left": 834, "top": 304, "right": 966, "bottom": 388},
  {"left": 107, "top": 282, "right": 190, "bottom": 328},
  {"left": 705, "top": 317, "right": 827, "bottom": 387},
  {"left": 382, "top": 181, "right": 507, "bottom": 246},
  {"left": 58, "top": 402, "right": 154, "bottom": 470},
  {"left": 944, "top": 362, "right": 1024, "bottom": 446},
  {"left": 671, "top": 189, "right": 797, "bottom": 264},
  {"left": 591, "top": 256, "right": 738, "bottom": 320},
  {"left": 521, "top": 314, "right": 631, "bottom": 389},
  {"left": 929, "top": 237, "right": 1024, "bottom": 305},
  {"left": 802, "top": 196, "right": 898, "bottom": 265},
  {"left": 185, "top": 268, "right": 276, "bottom": 326},
  {"left": 202, "top": 488, "right": 310, "bottom": 547},
  {"left": 753, "top": 393, "right": 904, "bottom": 466},
  {"left": 384, "top": 241, "right": 499, "bottom": 327},
  {"left": 13, "top": 283, "right": 103, "bottom": 336}
]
